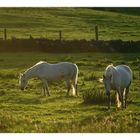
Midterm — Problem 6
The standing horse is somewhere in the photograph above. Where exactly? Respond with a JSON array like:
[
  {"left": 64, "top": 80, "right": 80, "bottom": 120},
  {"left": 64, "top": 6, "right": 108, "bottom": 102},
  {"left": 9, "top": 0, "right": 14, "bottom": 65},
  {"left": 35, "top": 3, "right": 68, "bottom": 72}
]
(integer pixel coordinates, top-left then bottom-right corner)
[
  {"left": 19, "top": 61, "right": 79, "bottom": 96},
  {"left": 103, "top": 64, "right": 132, "bottom": 109}
]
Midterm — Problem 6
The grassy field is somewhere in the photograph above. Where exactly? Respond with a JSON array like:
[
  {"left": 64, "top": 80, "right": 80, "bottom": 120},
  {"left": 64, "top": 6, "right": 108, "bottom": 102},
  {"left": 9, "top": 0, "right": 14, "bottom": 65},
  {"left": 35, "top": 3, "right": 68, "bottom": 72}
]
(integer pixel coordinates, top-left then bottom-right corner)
[
  {"left": 0, "top": 8, "right": 140, "bottom": 40},
  {"left": 0, "top": 52, "right": 140, "bottom": 132}
]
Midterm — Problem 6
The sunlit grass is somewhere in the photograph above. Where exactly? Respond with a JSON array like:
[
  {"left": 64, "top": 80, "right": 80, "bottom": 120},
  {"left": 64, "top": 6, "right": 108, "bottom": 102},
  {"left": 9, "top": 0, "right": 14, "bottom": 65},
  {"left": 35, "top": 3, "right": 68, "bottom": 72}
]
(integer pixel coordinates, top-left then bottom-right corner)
[
  {"left": 0, "top": 8, "right": 140, "bottom": 40},
  {"left": 0, "top": 52, "right": 140, "bottom": 132}
]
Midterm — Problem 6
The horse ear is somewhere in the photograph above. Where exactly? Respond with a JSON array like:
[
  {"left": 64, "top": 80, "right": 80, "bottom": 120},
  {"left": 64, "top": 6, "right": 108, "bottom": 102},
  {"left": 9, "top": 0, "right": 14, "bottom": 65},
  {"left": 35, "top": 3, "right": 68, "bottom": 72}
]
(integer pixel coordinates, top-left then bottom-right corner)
[
  {"left": 20, "top": 73, "right": 24, "bottom": 78},
  {"left": 98, "top": 78, "right": 103, "bottom": 83}
]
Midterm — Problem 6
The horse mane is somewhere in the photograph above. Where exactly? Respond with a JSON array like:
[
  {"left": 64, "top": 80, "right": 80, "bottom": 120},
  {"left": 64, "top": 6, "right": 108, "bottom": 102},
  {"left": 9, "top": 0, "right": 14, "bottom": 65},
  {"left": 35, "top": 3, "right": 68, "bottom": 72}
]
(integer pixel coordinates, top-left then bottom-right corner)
[
  {"left": 105, "top": 64, "right": 115, "bottom": 76},
  {"left": 105, "top": 64, "right": 114, "bottom": 71},
  {"left": 35, "top": 61, "right": 47, "bottom": 65},
  {"left": 23, "top": 61, "right": 47, "bottom": 74}
]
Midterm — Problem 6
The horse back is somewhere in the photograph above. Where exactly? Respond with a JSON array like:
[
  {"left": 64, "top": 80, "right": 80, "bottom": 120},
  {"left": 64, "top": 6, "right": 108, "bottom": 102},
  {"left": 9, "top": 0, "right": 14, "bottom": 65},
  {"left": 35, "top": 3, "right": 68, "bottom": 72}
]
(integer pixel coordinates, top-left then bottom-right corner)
[
  {"left": 41, "top": 62, "right": 78, "bottom": 81},
  {"left": 116, "top": 65, "right": 132, "bottom": 79},
  {"left": 116, "top": 65, "right": 132, "bottom": 87}
]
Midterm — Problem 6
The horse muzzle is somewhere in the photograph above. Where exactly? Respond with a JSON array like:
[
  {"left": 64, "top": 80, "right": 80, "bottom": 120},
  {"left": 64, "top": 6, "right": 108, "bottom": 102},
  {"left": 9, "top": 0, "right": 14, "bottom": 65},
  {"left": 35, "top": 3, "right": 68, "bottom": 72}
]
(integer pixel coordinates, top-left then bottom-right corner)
[{"left": 106, "top": 91, "right": 110, "bottom": 96}]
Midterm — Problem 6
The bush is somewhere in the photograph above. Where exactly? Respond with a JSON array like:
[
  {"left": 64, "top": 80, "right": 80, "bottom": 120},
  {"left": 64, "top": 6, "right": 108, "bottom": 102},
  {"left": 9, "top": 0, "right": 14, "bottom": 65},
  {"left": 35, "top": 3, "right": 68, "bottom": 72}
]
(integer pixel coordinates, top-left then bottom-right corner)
[{"left": 82, "top": 88, "right": 115, "bottom": 105}]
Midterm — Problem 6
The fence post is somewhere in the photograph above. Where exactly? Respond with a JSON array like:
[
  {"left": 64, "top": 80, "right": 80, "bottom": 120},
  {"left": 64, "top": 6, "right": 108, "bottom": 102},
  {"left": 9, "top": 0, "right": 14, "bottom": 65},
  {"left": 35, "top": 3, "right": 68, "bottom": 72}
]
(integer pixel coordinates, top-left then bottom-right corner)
[
  {"left": 59, "top": 31, "right": 62, "bottom": 41},
  {"left": 95, "top": 25, "right": 99, "bottom": 45},
  {"left": 4, "top": 28, "right": 7, "bottom": 40},
  {"left": 29, "top": 35, "right": 33, "bottom": 39}
]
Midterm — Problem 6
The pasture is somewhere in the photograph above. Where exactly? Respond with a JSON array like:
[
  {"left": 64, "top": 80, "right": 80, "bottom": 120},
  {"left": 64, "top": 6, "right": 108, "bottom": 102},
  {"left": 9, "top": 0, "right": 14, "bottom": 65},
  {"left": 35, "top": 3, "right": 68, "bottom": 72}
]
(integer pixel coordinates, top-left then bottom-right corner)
[
  {"left": 0, "top": 8, "right": 140, "bottom": 40},
  {"left": 0, "top": 52, "right": 140, "bottom": 132}
]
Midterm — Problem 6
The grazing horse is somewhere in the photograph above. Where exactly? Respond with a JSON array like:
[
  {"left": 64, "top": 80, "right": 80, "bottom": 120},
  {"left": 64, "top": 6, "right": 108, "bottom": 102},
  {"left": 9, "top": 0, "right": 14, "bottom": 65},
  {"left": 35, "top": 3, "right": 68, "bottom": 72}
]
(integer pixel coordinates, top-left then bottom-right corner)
[
  {"left": 19, "top": 61, "right": 79, "bottom": 96},
  {"left": 103, "top": 64, "right": 132, "bottom": 109}
]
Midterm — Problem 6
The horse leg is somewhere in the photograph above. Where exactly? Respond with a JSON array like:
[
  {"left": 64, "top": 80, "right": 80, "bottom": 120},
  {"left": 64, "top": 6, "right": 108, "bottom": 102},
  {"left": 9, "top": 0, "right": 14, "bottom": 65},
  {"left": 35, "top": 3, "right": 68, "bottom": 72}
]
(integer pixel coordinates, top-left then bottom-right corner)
[
  {"left": 66, "top": 80, "right": 71, "bottom": 96},
  {"left": 42, "top": 79, "right": 50, "bottom": 96},
  {"left": 71, "top": 70, "right": 78, "bottom": 96},
  {"left": 108, "top": 94, "right": 111, "bottom": 109},
  {"left": 119, "top": 90, "right": 124, "bottom": 109},
  {"left": 66, "top": 80, "right": 72, "bottom": 96},
  {"left": 75, "top": 84, "right": 78, "bottom": 96},
  {"left": 42, "top": 86, "right": 46, "bottom": 96},
  {"left": 125, "top": 87, "right": 129, "bottom": 108},
  {"left": 122, "top": 88, "right": 127, "bottom": 109},
  {"left": 45, "top": 82, "right": 50, "bottom": 96},
  {"left": 116, "top": 92, "right": 122, "bottom": 109},
  {"left": 71, "top": 80, "right": 78, "bottom": 96},
  {"left": 116, "top": 92, "right": 120, "bottom": 109},
  {"left": 116, "top": 88, "right": 122, "bottom": 109},
  {"left": 42, "top": 81, "right": 47, "bottom": 96},
  {"left": 121, "top": 88, "right": 127, "bottom": 109}
]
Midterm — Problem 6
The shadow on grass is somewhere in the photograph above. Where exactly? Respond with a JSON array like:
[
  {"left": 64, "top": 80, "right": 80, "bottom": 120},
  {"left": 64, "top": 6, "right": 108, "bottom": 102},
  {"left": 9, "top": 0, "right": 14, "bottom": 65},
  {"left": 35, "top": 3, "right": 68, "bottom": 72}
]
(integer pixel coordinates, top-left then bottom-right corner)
[
  {"left": 128, "top": 100, "right": 140, "bottom": 106},
  {"left": 3, "top": 94, "right": 78, "bottom": 105},
  {"left": 79, "top": 102, "right": 116, "bottom": 112}
]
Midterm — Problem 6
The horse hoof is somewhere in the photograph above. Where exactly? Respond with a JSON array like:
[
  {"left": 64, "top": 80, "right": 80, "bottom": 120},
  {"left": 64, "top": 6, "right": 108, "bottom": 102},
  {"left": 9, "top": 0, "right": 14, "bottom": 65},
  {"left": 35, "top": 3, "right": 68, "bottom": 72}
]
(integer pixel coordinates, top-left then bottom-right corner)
[
  {"left": 116, "top": 107, "right": 123, "bottom": 111},
  {"left": 116, "top": 107, "right": 120, "bottom": 111}
]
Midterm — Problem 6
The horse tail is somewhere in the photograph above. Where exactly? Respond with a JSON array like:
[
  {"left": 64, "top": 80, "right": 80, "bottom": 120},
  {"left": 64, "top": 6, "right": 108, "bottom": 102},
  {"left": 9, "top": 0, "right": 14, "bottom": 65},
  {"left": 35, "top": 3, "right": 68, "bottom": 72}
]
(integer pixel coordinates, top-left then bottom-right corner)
[
  {"left": 73, "top": 64, "right": 78, "bottom": 84},
  {"left": 71, "top": 64, "right": 79, "bottom": 96}
]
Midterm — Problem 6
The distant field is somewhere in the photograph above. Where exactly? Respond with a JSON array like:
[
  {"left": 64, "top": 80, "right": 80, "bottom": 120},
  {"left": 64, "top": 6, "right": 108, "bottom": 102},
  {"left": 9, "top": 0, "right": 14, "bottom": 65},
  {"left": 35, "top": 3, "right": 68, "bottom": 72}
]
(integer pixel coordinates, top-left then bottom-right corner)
[
  {"left": 0, "top": 8, "right": 140, "bottom": 40},
  {"left": 0, "top": 52, "right": 140, "bottom": 132}
]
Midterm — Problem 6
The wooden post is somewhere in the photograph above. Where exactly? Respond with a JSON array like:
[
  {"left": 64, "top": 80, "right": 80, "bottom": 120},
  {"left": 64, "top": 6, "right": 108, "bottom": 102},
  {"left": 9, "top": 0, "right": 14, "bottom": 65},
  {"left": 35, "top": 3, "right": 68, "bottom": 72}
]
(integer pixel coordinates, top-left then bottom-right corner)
[
  {"left": 95, "top": 25, "right": 99, "bottom": 44},
  {"left": 4, "top": 28, "right": 7, "bottom": 40},
  {"left": 29, "top": 35, "right": 33, "bottom": 39},
  {"left": 59, "top": 31, "right": 62, "bottom": 41}
]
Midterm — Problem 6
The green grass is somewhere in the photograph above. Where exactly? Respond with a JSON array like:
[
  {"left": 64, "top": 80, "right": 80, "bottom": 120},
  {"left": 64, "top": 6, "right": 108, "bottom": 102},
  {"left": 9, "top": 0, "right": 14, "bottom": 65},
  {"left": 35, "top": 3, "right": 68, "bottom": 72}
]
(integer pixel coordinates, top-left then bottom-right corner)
[
  {"left": 0, "top": 8, "right": 140, "bottom": 40},
  {"left": 0, "top": 52, "right": 140, "bottom": 132}
]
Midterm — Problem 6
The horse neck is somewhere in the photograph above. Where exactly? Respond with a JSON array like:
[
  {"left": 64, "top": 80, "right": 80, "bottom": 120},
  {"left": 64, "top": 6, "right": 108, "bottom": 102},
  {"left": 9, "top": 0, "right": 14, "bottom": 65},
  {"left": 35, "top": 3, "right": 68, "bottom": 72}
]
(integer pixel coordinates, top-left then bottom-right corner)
[
  {"left": 24, "top": 66, "right": 37, "bottom": 80},
  {"left": 106, "top": 66, "right": 117, "bottom": 78},
  {"left": 110, "top": 66, "right": 116, "bottom": 76},
  {"left": 109, "top": 66, "right": 119, "bottom": 84}
]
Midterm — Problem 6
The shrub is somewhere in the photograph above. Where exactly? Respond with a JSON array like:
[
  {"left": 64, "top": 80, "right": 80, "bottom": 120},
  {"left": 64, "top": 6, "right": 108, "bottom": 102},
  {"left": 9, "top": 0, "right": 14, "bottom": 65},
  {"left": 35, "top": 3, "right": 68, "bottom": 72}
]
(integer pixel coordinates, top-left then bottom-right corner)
[{"left": 82, "top": 88, "right": 115, "bottom": 105}]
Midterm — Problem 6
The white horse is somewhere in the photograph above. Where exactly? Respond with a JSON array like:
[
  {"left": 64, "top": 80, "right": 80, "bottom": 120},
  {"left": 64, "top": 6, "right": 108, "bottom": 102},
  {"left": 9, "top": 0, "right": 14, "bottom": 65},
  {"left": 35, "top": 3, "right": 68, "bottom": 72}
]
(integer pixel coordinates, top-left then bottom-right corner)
[
  {"left": 19, "top": 61, "right": 79, "bottom": 96},
  {"left": 103, "top": 64, "right": 132, "bottom": 109}
]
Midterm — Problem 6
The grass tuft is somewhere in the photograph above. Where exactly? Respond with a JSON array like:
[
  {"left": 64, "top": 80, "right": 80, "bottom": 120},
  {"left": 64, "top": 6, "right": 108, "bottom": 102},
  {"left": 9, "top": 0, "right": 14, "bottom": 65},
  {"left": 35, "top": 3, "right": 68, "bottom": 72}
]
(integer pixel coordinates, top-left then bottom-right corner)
[
  {"left": 82, "top": 89, "right": 115, "bottom": 105},
  {"left": 84, "top": 73, "right": 98, "bottom": 81}
]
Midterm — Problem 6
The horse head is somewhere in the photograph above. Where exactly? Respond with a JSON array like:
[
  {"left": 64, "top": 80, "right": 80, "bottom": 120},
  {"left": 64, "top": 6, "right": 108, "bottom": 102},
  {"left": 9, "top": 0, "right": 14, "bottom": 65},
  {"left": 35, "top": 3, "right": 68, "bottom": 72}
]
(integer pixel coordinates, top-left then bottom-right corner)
[
  {"left": 103, "top": 74, "right": 112, "bottom": 96},
  {"left": 103, "top": 65, "right": 114, "bottom": 109},
  {"left": 19, "top": 73, "right": 28, "bottom": 90}
]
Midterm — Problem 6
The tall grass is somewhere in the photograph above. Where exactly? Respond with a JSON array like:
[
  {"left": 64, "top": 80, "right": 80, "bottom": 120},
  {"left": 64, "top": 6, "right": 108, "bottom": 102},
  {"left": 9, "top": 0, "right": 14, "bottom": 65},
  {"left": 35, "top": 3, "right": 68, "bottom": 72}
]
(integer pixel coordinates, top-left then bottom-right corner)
[{"left": 82, "top": 88, "right": 116, "bottom": 105}]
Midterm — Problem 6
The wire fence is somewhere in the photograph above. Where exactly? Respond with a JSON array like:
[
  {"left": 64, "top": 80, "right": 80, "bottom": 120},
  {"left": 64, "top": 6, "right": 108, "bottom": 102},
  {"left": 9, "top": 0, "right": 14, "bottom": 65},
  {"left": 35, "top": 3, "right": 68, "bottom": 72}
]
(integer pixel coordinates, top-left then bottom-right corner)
[{"left": 0, "top": 26, "right": 99, "bottom": 41}]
